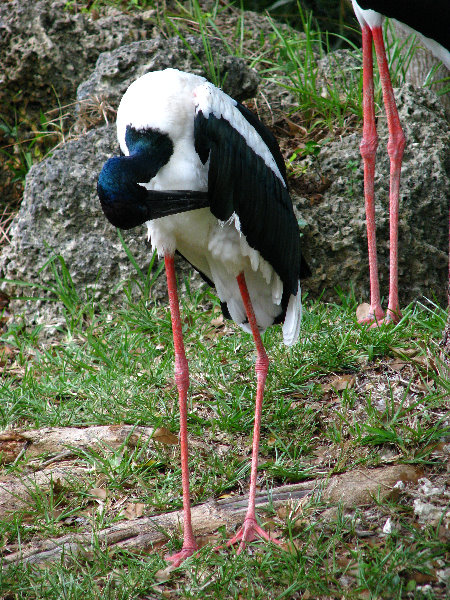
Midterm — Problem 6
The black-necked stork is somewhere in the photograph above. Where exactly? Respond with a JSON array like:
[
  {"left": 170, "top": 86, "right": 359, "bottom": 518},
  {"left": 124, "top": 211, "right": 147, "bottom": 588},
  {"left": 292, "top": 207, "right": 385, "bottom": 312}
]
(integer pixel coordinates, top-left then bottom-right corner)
[
  {"left": 352, "top": 0, "right": 450, "bottom": 324},
  {"left": 97, "top": 68, "right": 307, "bottom": 566}
]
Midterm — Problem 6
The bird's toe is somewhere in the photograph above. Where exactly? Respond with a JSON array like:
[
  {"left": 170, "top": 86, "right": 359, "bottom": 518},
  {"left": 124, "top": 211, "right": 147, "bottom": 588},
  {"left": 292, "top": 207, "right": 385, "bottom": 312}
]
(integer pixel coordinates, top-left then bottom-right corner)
[
  {"left": 215, "top": 517, "right": 281, "bottom": 555},
  {"left": 165, "top": 545, "right": 198, "bottom": 567}
]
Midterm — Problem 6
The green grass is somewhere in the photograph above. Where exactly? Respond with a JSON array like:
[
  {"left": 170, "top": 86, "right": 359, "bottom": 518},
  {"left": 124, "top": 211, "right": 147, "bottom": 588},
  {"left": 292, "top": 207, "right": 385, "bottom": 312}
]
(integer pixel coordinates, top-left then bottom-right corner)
[
  {"left": 0, "top": 100, "right": 67, "bottom": 201},
  {"left": 0, "top": 253, "right": 448, "bottom": 598}
]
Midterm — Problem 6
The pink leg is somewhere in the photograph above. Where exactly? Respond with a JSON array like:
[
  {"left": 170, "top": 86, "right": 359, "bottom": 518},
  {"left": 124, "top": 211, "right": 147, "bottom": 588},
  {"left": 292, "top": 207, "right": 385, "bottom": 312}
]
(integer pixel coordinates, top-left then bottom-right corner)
[
  {"left": 164, "top": 255, "right": 198, "bottom": 567},
  {"left": 372, "top": 26, "right": 405, "bottom": 324},
  {"left": 359, "top": 24, "right": 384, "bottom": 324},
  {"left": 217, "top": 272, "right": 281, "bottom": 553}
]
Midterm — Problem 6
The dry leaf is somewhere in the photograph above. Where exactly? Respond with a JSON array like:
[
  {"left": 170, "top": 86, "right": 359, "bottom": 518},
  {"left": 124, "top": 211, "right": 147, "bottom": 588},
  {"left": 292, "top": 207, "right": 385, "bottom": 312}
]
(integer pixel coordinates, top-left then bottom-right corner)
[
  {"left": 356, "top": 302, "right": 371, "bottom": 321},
  {"left": 409, "top": 571, "right": 438, "bottom": 584},
  {"left": 152, "top": 427, "right": 178, "bottom": 446},
  {"left": 211, "top": 315, "right": 224, "bottom": 328},
  {"left": 111, "top": 497, "right": 127, "bottom": 511},
  {"left": 389, "top": 359, "right": 408, "bottom": 371},
  {"left": 124, "top": 502, "right": 145, "bottom": 520},
  {"left": 285, "top": 118, "right": 307, "bottom": 136},
  {"left": 155, "top": 564, "right": 177, "bottom": 581},
  {"left": 0, "top": 345, "right": 15, "bottom": 366},
  {"left": 412, "top": 355, "right": 430, "bottom": 368},
  {"left": 414, "top": 379, "right": 434, "bottom": 392},
  {"left": 322, "top": 374, "right": 356, "bottom": 392},
  {"left": 89, "top": 487, "right": 107, "bottom": 501},
  {"left": 391, "top": 346, "right": 419, "bottom": 358}
]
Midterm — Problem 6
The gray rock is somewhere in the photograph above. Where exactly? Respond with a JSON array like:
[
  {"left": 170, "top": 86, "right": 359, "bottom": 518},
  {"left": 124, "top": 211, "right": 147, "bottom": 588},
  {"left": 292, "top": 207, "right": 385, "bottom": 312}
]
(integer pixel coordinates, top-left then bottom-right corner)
[
  {"left": 0, "top": 0, "right": 152, "bottom": 114},
  {"left": 0, "top": 126, "right": 146, "bottom": 330},
  {"left": 317, "top": 49, "right": 361, "bottom": 99},
  {"left": 75, "top": 36, "right": 259, "bottom": 130},
  {"left": 298, "top": 83, "right": 449, "bottom": 305}
]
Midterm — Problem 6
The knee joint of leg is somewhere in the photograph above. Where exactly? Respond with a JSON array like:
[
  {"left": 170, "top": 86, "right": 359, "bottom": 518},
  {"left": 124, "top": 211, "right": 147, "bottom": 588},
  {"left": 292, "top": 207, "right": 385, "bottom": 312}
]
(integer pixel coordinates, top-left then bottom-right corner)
[
  {"left": 175, "top": 357, "right": 189, "bottom": 387},
  {"left": 387, "top": 130, "right": 406, "bottom": 159},
  {"left": 255, "top": 354, "right": 269, "bottom": 374},
  {"left": 360, "top": 135, "right": 378, "bottom": 159}
]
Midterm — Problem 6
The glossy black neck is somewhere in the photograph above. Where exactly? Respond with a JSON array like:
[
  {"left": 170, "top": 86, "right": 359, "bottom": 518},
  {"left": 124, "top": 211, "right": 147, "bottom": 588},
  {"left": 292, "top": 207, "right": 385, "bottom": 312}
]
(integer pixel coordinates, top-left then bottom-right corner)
[{"left": 97, "top": 127, "right": 209, "bottom": 230}]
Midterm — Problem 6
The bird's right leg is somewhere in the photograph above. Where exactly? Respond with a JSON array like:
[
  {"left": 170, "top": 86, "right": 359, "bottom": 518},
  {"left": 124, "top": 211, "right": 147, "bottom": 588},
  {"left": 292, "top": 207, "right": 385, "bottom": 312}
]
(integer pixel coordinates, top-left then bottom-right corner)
[
  {"left": 372, "top": 25, "right": 405, "bottom": 324},
  {"left": 217, "top": 272, "right": 281, "bottom": 554},
  {"left": 359, "top": 24, "right": 385, "bottom": 324},
  {"left": 164, "top": 254, "right": 198, "bottom": 567}
]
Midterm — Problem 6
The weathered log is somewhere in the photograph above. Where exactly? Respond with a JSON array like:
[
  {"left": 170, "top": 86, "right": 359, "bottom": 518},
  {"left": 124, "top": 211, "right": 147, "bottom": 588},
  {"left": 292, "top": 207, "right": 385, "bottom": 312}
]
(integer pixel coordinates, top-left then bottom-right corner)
[
  {"left": 1, "top": 465, "right": 420, "bottom": 567},
  {"left": 0, "top": 425, "right": 156, "bottom": 464},
  {"left": 2, "top": 482, "right": 312, "bottom": 567}
]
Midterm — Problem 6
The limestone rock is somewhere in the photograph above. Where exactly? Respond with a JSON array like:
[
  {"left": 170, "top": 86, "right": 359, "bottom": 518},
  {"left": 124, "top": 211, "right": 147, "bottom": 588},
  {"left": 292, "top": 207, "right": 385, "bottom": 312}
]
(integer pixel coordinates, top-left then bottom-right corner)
[
  {"left": 0, "top": 125, "right": 148, "bottom": 331},
  {"left": 298, "top": 84, "right": 449, "bottom": 305},
  {"left": 0, "top": 0, "right": 152, "bottom": 114},
  {"left": 76, "top": 36, "right": 259, "bottom": 131}
]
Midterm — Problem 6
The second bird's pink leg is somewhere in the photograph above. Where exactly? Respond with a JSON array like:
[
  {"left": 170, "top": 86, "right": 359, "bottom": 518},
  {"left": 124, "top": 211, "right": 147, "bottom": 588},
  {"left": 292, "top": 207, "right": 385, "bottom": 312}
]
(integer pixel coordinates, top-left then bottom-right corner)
[
  {"left": 164, "top": 254, "right": 198, "bottom": 567},
  {"left": 359, "top": 24, "right": 384, "bottom": 323},
  {"left": 219, "top": 272, "right": 280, "bottom": 553},
  {"left": 372, "top": 26, "right": 405, "bottom": 323}
]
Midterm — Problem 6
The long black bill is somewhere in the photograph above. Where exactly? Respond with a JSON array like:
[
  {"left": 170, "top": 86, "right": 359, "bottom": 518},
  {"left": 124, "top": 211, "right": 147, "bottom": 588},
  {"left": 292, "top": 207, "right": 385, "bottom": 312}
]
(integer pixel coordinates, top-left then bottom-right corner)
[
  {"left": 143, "top": 189, "right": 210, "bottom": 219},
  {"left": 97, "top": 151, "right": 210, "bottom": 230},
  {"left": 99, "top": 187, "right": 210, "bottom": 230}
]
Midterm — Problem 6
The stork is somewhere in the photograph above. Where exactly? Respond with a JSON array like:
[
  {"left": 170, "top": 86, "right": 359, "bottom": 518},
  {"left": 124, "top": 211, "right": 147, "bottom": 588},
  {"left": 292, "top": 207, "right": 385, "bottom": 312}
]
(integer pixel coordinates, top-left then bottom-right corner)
[
  {"left": 352, "top": 0, "right": 450, "bottom": 324},
  {"left": 97, "top": 68, "right": 308, "bottom": 566}
]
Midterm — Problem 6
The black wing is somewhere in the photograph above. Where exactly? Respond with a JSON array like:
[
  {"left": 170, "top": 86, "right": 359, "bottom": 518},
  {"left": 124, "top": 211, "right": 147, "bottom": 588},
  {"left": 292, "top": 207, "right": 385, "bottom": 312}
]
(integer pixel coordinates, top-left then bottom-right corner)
[{"left": 194, "top": 99, "right": 304, "bottom": 298}]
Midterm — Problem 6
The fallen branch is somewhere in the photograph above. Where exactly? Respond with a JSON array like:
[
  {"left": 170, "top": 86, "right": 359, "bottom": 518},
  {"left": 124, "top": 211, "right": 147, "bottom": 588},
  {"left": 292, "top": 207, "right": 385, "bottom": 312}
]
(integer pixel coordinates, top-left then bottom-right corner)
[
  {"left": 2, "top": 482, "right": 312, "bottom": 567},
  {"left": 1, "top": 464, "right": 420, "bottom": 567}
]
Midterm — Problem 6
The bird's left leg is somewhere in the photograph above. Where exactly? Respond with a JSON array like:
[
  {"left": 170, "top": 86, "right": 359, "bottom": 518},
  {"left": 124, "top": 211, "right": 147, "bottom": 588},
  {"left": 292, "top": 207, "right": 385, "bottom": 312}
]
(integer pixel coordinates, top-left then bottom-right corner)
[
  {"left": 218, "top": 272, "right": 281, "bottom": 554},
  {"left": 372, "top": 26, "right": 406, "bottom": 324},
  {"left": 164, "top": 254, "right": 198, "bottom": 567}
]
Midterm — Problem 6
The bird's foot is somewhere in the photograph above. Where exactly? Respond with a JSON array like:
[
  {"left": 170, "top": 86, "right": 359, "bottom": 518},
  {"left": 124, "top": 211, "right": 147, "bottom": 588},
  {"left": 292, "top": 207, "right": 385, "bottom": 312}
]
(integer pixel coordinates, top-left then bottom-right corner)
[
  {"left": 165, "top": 545, "right": 198, "bottom": 568},
  {"left": 215, "top": 517, "right": 281, "bottom": 555},
  {"left": 357, "top": 304, "right": 385, "bottom": 325},
  {"left": 369, "top": 307, "right": 402, "bottom": 328}
]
